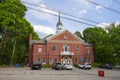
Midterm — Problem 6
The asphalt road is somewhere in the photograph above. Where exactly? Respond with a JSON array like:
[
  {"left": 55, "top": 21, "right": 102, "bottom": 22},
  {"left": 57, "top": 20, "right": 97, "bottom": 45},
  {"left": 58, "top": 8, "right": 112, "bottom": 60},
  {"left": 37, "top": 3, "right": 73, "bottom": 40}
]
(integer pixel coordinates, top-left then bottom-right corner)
[{"left": 0, "top": 67, "right": 120, "bottom": 80}]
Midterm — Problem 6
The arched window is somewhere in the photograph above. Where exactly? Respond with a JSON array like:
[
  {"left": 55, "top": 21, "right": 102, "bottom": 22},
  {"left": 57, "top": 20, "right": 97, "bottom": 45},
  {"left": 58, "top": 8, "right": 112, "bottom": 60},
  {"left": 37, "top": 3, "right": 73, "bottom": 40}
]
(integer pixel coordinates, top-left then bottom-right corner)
[
  {"left": 64, "top": 44, "right": 69, "bottom": 51},
  {"left": 80, "top": 57, "right": 84, "bottom": 62}
]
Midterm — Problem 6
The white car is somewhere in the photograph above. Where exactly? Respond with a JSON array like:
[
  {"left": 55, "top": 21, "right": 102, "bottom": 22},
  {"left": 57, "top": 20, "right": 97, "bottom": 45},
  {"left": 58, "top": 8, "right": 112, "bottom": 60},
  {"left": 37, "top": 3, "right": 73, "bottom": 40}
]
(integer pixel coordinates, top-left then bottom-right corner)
[
  {"left": 78, "top": 63, "right": 91, "bottom": 70},
  {"left": 63, "top": 64, "right": 73, "bottom": 70}
]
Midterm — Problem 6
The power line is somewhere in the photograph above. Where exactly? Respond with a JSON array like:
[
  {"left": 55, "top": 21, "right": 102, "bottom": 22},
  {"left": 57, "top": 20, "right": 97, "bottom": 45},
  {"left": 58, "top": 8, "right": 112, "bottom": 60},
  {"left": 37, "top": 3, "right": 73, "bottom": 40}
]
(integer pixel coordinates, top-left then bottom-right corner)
[
  {"left": 113, "top": 0, "right": 120, "bottom": 4},
  {"left": 22, "top": 1, "right": 102, "bottom": 25},
  {"left": 27, "top": 7, "right": 97, "bottom": 27},
  {"left": 84, "top": 0, "right": 120, "bottom": 14}
]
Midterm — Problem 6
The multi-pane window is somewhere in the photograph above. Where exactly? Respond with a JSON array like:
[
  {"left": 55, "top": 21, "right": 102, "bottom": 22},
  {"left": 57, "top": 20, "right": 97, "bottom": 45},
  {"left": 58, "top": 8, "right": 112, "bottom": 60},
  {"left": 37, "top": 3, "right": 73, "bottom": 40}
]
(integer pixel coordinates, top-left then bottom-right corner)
[
  {"left": 54, "top": 58, "right": 58, "bottom": 63},
  {"left": 87, "top": 58, "right": 92, "bottom": 63},
  {"left": 42, "top": 58, "right": 46, "bottom": 64},
  {"left": 49, "top": 58, "right": 53, "bottom": 64},
  {"left": 37, "top": 58, "right": 41, "bottom": 63},
  {"left": 76, "top": 45, "right": 80, "bottom": 51},
  {"left": 75, "top": 58, "right": 78, "bottom": 64},
  {"left": 52, "top": 44, "right": 56, "bottom": 51},
  {"left": 80, "top": 57, "right": 84, "bottom": 62},
  {"left": 64, "top": 44, "right": 69, "bottom": 51},
  {"left": 87, "top": 49, "right": 90, "bottom": 54},
  {"left": 38, "top": 48, "right": 42, "bottom": 52}
]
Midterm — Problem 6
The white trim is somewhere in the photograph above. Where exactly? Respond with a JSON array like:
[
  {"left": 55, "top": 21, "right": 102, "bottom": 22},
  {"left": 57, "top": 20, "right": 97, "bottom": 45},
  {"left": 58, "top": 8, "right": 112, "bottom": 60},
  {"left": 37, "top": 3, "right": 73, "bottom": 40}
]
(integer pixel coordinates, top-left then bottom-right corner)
[{"left": 60, "top": 51, "right": 74, "bottom": 56}]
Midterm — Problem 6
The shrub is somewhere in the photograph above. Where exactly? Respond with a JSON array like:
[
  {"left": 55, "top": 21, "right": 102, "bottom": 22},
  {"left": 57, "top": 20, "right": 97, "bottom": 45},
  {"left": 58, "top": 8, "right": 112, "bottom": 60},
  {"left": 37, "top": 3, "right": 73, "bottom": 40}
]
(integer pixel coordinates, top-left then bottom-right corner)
[
  {"left": 41, "top": 65, "right": 51, "bottom": 68},
  {"left": 73, "top": 64, "right": 78, "bottom": 68},
  {"left": 91, "top": 63, "right": 100, "bottom": 67}
]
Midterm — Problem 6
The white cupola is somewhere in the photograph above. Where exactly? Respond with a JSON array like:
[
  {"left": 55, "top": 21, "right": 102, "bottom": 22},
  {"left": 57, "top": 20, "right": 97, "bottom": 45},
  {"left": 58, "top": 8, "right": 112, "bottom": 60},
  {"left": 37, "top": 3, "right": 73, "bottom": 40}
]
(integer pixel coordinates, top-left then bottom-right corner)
[{"left": 56, "top": 12, "right": 63, "bottom": 33}]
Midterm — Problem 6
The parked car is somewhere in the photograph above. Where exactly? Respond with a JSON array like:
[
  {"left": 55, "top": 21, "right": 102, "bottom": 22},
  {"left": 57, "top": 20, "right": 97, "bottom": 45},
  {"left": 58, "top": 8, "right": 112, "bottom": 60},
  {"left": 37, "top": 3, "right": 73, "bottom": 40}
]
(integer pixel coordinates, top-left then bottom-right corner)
[
  {"left": 52, "top": 62, "right": 63, "bottom": 70},
  {"left": 63, "top": 64, "right": 73, "bottom": 70},
  {"left": 78, "top": 63, "right": 91, "bottom": 70},
  {"left": 99, "top": 64, "right": 113, "bottom": 69},
  {"left": 114, "top": 65, "right": 120, "bottom": 68},
  {"left": 31, "top": 62, "right": 41, "bottom": 70}
]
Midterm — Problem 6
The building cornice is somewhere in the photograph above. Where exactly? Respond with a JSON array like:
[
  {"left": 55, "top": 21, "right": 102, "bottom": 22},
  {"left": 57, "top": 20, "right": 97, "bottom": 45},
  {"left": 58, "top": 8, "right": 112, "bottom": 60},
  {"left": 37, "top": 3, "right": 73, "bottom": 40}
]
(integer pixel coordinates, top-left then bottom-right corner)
[{"left": 47, "top": 40, "right": 83, "bottom": 44}]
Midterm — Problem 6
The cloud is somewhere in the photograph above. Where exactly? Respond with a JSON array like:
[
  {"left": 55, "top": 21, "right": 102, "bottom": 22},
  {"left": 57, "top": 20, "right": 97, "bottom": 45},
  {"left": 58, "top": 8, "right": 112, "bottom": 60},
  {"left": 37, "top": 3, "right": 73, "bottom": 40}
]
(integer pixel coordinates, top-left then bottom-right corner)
[
  {"left": 21, "top": 0, "right": 42, "bottom": 4},
  {"left": 33, "top": 25, "right": 55, "bottom": 38},
  {"left": 79, "top": 9, "right": 87, "bottom": 15},
  {"left": 73, "top": 0, "right": 89, "bottom": 5},
  {"left": 72, "top": 0, "right": 92, "bottom": 8},
  {"left": 22, "top": 0, "right": 58, "bottom": 21},
  {"left": 29, "top": 4, "right": 58, "bottom": 22},
  {"left": 96, "top": 23, "right": 110, "bottom": 29},
  {"left": 98, "top": 16, "right": 103, "bottom": 19},
  {"left": 30, "top": 4, "right": 57, "bottom": 19},
  {"left": 96, "top": 6, "right": 103, "bottom": 11},
  {"left": 96, "top": 22, "right": 120, "bottom": 29},
  {"left": 72, "top": 7, "right": 76, "bottom": 11},
  {"left": 115, "top": 21, "right": 120, "bottom": 27}
]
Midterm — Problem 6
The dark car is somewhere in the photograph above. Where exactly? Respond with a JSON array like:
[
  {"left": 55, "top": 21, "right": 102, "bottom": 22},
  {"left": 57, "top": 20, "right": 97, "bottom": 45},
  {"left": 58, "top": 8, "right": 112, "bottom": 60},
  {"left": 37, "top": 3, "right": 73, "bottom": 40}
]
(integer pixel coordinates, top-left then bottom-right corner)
[
  {"left": 99, "top": 64, "right": 113, "bottom": 69},
  {"left": 52, "top": 62, "right": 63, "bottom": 70},
  {"left": 31, "top": 62, "right": 41, "bottom": 70}
]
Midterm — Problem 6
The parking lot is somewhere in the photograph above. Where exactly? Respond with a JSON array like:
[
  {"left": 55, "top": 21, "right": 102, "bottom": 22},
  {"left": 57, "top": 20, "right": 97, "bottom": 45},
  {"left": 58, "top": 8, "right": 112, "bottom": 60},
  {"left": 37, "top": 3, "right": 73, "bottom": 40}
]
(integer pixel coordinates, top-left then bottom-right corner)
[{"left": 0, "top": 67, "right": 120, "bottom": 80}]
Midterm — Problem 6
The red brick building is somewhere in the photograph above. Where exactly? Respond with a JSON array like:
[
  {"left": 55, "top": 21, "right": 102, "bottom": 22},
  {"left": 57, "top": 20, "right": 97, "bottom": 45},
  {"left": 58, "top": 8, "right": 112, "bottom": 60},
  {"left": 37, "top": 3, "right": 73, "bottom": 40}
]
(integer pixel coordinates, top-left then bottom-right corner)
[{"left": 28, "top": 14, "right": 94, "bottom": 66}]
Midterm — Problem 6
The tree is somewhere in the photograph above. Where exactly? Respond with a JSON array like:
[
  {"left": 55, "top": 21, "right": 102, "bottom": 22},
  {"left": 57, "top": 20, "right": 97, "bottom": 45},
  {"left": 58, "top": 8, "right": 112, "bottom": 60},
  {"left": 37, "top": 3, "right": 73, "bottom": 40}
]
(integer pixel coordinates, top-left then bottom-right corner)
[
  {"left": 0, "top": 0, "right": 39, "bottom": 65},
  {"left": 83, "top": 27, "right": 114, "bottom": 63},
  {"left": 74, "top": 31, "right": 82, "bottom": 39},
  {"left": 107, "top": 23, "right": 120, "bottom": 64}
]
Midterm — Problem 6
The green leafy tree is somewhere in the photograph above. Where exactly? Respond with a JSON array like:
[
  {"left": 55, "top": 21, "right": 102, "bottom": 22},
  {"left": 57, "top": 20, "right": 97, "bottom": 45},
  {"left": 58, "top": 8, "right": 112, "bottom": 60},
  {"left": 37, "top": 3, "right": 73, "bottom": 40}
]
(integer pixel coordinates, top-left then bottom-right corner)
[
  {"left": 107, "top": 23, "right": 120, "bottom": 64},
  {"left": 83, "top": 27, "right": 114, "bottom": 63},
  {"left": 74, "top": 31, "right": 82, "bottom": 39},
  {"left": 0, "top": 0, "right": 39, "bottom": 65}
]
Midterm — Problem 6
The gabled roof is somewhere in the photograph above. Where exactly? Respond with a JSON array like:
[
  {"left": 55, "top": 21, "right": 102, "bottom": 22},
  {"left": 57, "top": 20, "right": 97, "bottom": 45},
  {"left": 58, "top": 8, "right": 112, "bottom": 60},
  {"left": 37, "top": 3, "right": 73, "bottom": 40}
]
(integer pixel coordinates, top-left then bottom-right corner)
[
  {"left": 29, "top": 34, "right": 53, "bottom": 45},
  {"left": 29, "top": 30, "right": 92, "bottom": 46},
  {"left": 46, "top": 30, "right": 85, "bottom": 43}
]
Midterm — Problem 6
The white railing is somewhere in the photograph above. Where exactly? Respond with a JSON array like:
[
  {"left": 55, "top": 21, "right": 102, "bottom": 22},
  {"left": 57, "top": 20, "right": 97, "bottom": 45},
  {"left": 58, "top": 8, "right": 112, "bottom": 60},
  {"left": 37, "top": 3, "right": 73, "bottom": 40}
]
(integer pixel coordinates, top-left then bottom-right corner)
[{"left": 60, "top": 51, "right": 74, "bottom": 56}]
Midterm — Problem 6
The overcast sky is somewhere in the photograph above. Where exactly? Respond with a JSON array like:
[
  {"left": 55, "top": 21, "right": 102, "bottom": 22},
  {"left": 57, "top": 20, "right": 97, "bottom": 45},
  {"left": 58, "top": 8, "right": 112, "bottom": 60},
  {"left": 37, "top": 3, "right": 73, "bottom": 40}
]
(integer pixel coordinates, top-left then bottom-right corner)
[{"left": 21, "top": 0, "right": 120, "bottom": 38}]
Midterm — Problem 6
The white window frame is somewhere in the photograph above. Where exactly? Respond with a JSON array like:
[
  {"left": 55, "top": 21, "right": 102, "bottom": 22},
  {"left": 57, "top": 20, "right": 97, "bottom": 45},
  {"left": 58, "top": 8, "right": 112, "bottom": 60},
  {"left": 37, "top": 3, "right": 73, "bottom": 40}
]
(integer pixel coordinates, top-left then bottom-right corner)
[
  {"left": 80, "top": 57, "right": 83, "bottom": 62},
  {"left": 38, "top": 48, "right": 42, "bottom": 52},
  {"left": 49, "top": 58, "right": 53, "bottom": 64},
  {"left": 63, "top": 44, "right": 69, "bottom": 51},
  {"left": 76, "top": 45, "right": 80, "bottom": 51},
  {"left": 42, "top": 58, "right": 46, "bottom": 64},
  {"left": 87, "top": 49, "right": 90, "bottom": 54},
  {"left": 52, "top": 44, "right": 56, "bottom": 51},
  {"left": 75, "top": 58, "right": 78, "bottom": 64}
]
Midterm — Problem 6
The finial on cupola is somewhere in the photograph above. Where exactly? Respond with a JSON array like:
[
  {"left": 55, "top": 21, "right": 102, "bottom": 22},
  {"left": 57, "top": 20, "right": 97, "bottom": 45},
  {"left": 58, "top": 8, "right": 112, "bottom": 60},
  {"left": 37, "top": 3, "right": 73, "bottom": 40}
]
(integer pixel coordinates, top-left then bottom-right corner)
[{"left": 56, "top": 12, "right": 63, "bottom": 33}]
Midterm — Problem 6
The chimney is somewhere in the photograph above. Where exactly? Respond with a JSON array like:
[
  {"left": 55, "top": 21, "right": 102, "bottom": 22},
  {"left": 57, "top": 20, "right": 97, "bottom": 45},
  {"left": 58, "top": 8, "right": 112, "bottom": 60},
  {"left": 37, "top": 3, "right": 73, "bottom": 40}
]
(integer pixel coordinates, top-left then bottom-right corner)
[{"left": 29, "top": 33, "right": 32, "bottom": 40}]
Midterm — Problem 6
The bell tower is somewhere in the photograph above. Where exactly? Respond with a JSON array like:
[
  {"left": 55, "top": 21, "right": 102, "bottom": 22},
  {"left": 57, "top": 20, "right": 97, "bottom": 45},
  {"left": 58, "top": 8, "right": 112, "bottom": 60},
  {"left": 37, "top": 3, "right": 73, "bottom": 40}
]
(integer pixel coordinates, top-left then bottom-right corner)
[{"left": 56, "top": 12, "right": 63, "bottom": 33}]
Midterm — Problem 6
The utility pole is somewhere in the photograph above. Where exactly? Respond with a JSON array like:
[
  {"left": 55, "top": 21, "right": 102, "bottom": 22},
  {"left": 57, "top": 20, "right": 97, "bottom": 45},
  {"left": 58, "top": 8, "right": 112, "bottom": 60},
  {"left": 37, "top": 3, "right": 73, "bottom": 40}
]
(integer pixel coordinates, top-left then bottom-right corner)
[
  {"left": 0, "top": 33, "right": 2, "bottom": 49},
  {"left": 0, "top": 33, "right": 2, "bottom": 38},
  {"left": 10, "top": 40, "right": 16, "bottom": 66}
]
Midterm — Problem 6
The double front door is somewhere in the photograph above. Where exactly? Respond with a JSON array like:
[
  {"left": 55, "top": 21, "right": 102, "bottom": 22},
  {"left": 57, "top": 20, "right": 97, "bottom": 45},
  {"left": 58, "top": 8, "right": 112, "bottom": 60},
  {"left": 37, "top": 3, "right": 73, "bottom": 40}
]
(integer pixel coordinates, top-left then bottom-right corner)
[{"left": 62, "top": 56, "right": 72, "bottom": 64}]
